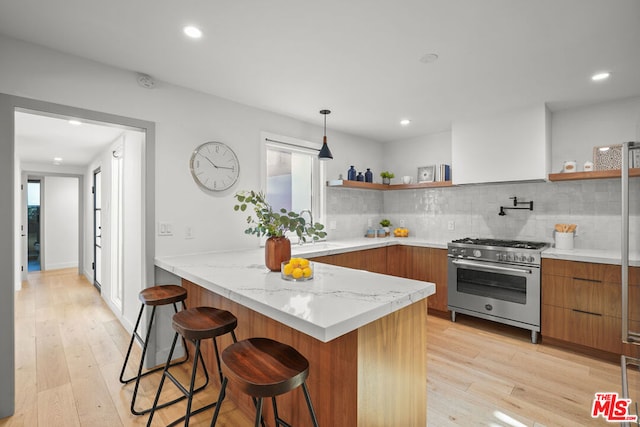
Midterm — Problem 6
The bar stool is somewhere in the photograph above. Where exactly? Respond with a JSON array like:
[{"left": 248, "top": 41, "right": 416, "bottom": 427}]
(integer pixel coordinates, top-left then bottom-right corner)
[
  {"left": 146, "top": 306, "right": 238, "bottom": 427},
  {"left": 120, "top": 284, "right": 198, "bottom": 415},
  {"left": 210, "top": 337, "right": 319, "bottom": 427}
]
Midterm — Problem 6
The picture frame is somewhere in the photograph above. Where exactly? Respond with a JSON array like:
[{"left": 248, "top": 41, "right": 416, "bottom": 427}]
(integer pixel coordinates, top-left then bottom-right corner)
[{"left": 417, "top": 165, "right": 436, "bottom": 183}]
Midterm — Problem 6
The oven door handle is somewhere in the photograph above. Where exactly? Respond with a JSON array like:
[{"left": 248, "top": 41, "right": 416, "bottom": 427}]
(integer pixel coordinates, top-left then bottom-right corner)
[{"left": 451, "top": 259, "right": 533, "bottom": 275}]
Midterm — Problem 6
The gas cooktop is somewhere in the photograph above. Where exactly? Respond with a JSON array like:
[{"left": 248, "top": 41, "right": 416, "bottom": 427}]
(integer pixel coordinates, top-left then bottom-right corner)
[{"left": 450, "top": 238, "right": 548, "bottom": 250}]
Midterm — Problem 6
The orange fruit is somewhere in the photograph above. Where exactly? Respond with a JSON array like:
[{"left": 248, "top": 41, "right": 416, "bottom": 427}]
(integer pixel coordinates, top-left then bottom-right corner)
[{"left": 292, "top": 268, "right": 303, "bottom": 279}]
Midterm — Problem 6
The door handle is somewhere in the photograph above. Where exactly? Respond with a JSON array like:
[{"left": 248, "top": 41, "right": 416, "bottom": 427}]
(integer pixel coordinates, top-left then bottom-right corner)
[{"left": 21, "top": 234, "right": 26, "bottom": 237}]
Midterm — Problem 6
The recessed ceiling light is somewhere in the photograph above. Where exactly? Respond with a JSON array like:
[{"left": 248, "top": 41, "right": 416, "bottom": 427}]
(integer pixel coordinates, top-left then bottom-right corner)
[
  {"left": 419, "top": 53, "right": 439, "bottom": 64},
  {"left": 53, "top": 157, "right": 63, "bottom": 164},
  {"left": 183, "top": 26, "right": 203, "bottom": 39},
  {"left": 400, "top": 119, "right": 411, "bottom": 126},
  {"left": 68, "top": 119, "right": 82, "bottom": 126},
  {"left": 591, "top": 72, "right": 610, "bottom": 81}
]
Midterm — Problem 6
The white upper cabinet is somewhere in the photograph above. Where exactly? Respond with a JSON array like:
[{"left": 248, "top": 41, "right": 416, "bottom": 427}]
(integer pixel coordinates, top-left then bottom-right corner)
[{"left": 452, "top": 104, "right": 550, "bottom": 184}]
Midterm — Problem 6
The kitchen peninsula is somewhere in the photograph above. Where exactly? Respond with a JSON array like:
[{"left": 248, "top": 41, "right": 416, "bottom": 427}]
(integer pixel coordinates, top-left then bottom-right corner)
[{"left": 156, "top": 244, "right": 435, "bottom": 426}]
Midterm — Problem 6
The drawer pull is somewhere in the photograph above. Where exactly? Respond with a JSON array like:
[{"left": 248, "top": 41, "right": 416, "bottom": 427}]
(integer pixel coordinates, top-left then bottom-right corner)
[
  {"left": 572, "top": 308, "right": 602, "bottom": 317},
  {"left": 572, "top": 277, "right": 602, "bottom": 284}
]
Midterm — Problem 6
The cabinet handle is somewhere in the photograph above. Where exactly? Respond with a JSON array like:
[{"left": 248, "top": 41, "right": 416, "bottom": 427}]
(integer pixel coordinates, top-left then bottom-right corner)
[
  {"left": 572, "top": 308, "right": 602, "bottom": 317},
  {"left": 572, "top": 277, "right": 602, "bottom": 284}
]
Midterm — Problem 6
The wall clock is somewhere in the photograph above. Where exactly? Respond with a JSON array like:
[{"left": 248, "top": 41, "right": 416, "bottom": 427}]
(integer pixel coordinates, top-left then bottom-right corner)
[{"left": 189, "top": 141, "right": 240, "bottom": 191}]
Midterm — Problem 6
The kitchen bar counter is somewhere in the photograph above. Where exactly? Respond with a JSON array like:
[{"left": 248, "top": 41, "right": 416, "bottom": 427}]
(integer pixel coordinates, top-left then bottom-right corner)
[
  {"left": 156, "top": 246, "right": 435, "bottom": 342},
  {"left": 156, "top": 246, "right": 434, "bottom": 426}
]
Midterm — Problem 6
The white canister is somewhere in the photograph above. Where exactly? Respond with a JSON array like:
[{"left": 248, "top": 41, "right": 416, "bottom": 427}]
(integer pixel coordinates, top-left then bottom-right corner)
[
  {"left": 555, "top": 232, "right": 574, "bottom": 250},
  {"left": 583, "top": 161, "right": 594, "bottom": 172},
  {"left": 563, "top": 161, "right": 577, "bottom": 173},
  {"left": 402, "top": 175, "right": 412, "bottom": 184}
]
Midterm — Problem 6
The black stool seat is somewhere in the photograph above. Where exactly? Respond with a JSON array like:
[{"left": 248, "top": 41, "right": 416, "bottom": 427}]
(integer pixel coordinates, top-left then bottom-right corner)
[
  {"left": 173, "top": 307, "right": 238, "bottom": 341},
  {"left": 147, "top": 306, "right": 238, "bottom": 427},
  {"left": 120, "top": 284, "right": 192, "bottom": 416},
  {"left": 211, "top": 337, "right": 319, "bottom": 427}
]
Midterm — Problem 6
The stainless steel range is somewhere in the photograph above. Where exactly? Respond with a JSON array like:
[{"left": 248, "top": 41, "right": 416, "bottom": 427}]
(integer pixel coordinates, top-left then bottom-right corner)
[{"left": 447, "top": 238, "right": 549, "bottom": 343}]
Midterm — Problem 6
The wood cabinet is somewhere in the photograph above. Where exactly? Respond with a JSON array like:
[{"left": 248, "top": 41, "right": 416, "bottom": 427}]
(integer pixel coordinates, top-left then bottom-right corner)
[
  {"left": 312, "top": 245, "right": 449, "bottom": 314},
  {"left": 403, "top": 247, "right": 448, "bottom": 313},
  {"left": 310, "top": 247, "right": 387, "bottom": 274},
  {"left": 541, "top": 258, "right": 640, "bottom": 355}
]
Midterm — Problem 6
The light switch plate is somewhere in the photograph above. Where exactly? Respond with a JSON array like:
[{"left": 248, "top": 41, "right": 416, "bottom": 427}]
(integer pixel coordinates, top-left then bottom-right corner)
[{"left": 158, "top": 222, "right": 173, "bottom": 236}]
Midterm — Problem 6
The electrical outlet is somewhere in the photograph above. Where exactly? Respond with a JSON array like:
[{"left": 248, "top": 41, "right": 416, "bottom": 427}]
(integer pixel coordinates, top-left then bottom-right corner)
[
  {"left": 158, "top": 222, "right": 173, "bottom": 236},
  {"left": 185, "top": 226, "right": 194, "bottom": 239},
  {"left": 329, "top": 221, "right": 337, "bottom": 230},
  {"left": 399, "top": 219, "right": 405, "bottom": 227},
  {"left": 447, "top": 221, "right": 455, "bottom": 231},
  {"left": 367, "top": 218, "right": 373, "bottom": 227}
]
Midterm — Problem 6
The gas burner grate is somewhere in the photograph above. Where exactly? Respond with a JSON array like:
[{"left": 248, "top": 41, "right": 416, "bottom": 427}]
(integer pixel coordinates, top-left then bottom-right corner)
[{"left": 451, "top": 238, "right": 548, "bottom": 250}]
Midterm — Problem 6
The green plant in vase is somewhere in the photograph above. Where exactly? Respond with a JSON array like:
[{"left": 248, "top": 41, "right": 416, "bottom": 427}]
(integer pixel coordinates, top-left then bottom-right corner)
[
  {"left": 233, "top": 190, "right": 327, "bottom": 271},
  {"left": 380, "top": 219, "right": 392, "bottom": 236},
  {"left": 380, "top": 171, "right": 395, "bottom": 184}
]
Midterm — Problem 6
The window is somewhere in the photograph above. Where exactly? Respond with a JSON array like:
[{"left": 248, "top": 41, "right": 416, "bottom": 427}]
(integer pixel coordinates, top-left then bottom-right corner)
[{"left": 261, "top": 132, "right": 325, "bottom": 235}]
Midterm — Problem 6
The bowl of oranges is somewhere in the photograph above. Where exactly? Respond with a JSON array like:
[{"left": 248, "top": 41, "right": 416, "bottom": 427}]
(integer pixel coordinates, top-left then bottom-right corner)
[{"left": 281, "top": 258, "right": 314, "bottom": 282}]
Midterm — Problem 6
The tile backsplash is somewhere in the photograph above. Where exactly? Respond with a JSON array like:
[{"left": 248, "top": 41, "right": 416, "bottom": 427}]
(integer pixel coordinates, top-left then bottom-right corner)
[{"left": 326, "top": 178, "right": 639, "bottom": 252}]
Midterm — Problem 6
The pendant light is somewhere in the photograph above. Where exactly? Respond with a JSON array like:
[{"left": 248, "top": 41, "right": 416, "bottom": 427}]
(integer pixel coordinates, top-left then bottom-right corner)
[{"left": 318, "top": 109, "right": 333, "bottom": 160}]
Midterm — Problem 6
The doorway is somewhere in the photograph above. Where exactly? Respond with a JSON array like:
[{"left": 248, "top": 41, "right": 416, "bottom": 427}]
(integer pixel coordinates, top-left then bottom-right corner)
[
  {"left": 0, "top": 93, "right": 156, "bottom": 419},
  {"left": 93, "top": 168, "right": 102, "bottom": 291},
  {"left": 27, "top": 179, "right": 41, "bottom": 272}
]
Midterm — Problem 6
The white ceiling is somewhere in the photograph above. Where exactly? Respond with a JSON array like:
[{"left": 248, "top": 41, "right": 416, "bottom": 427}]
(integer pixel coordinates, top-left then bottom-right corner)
[
  {"left": 2, "top": 0, "right": 640, "bottom": 143},
  {"left": 15, "top": 112, "right": 124, "bottom": 166}
]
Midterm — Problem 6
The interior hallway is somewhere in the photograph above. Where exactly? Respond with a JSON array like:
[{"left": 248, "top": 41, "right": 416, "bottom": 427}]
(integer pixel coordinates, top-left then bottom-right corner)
[{"left": 1, "top": 268, "right": 634, "bottom": 426}]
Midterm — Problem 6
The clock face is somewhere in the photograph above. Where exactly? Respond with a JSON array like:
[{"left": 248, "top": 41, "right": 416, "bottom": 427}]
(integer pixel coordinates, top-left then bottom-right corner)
[{"left": 189, "top": 142, "right": 240, "bottom": 191}]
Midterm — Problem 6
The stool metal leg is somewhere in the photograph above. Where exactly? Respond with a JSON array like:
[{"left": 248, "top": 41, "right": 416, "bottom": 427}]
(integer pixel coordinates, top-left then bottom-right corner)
[
  {"left": 146, "top": 332, "right": 179, "bottom": 427},
  {"left": 254, "top": 398, "right": 263, "bottom": 427},
  {"left": 121, "top": 301, "right": 192, "bottom": 415},
  {"left": 150, "top": 331, "right": 235, "bottom": 427},
  {"left": 302, "top": 382, "right": 320, "bottom": 427},
  {"left": 146, "top": 333, "right": 212, "bottom": 426},
  {"left": 209, "top": 377, "right": 228, "bottom": 427}
]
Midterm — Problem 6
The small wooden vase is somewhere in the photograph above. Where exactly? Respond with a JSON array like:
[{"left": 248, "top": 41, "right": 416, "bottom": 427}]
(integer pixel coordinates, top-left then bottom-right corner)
[{"left": 265, "top": 236, "right": 291, "bottom": 271}]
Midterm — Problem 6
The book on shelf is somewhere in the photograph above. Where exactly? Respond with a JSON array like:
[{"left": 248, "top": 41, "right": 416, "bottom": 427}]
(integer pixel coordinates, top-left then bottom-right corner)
[
  {"left": 631, "top": 146, "right": 640, "bottom": 168},
  {"left": 437, "top": 164, "right": 451, "bottom": 182}
]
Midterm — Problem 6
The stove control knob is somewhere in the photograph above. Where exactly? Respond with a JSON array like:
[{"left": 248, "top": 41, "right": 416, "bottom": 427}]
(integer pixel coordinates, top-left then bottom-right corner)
[
  {"left": 460, "top": 249, "right": 467, "bottom": 256},
  {"left": 473, "top": 250, "right": 482, "bottom": 258},
  {"left": 451, "top": 248, "right": 457, "bottom": 254},
  {"left": 506, "top": 254, "right": 513, "bottom": 262},
  {"left": 496, "top": 253, "right": 502, "bottom": 261},
  {"left": 527, "top": 255, "right": 535, "bottom": 263},
  {"left": 515, "top": 254, "right": 522, "bottom": 262}
]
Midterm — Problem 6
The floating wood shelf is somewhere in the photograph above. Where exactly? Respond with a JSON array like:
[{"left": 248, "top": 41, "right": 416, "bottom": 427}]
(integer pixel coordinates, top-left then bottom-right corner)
[
  {"left": 326, "top": 180, "right": 454, "bottom": 190},
  {"left": 548, "top": 168, "right": 640, "bottom": 182}
]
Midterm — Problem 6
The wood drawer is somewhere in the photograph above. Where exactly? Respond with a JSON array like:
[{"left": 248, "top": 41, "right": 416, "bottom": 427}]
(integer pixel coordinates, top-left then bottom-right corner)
[
  {"left": 542, "top": 258, "right": 619, "bottom": 282},
  {"left": 542, "top": 274, "right": 620, "bottom": 317},
  {"left": 542, "top": 305, "right": 622, "bottom": 354}
]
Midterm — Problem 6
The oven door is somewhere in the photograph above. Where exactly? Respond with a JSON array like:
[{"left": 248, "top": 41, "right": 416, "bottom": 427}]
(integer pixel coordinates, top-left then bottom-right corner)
[{"left": 447, "top": 257, "right": 540, "bottom": 327}]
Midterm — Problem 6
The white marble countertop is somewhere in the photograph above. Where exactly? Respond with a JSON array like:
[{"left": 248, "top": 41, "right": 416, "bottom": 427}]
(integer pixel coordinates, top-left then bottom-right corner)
[
  {"left": 542, "top": 247, "right": 640, "bottom": 266},
  {"left": 290, "top": 236, "right": 446, "bottom": 258},
  {"left": 155, "top": 246, "right": 435, "bottom": 343}
]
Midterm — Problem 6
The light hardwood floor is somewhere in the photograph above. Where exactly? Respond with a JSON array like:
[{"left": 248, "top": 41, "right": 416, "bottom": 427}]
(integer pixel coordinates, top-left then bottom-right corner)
[{"left": 1, "top": 268, "right": 636, "bottom": 426}]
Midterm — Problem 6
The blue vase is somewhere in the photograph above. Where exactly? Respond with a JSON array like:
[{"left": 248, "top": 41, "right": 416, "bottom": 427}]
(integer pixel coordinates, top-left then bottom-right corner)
[
  {"left": 365, "top": 168, "right": 373, "bottom": 183},
  {"left": 356, "top": 172, "right": 364, "bottom": 181},
  {"left": 347, "top": 166, "right": 357, "bottom": 181}
]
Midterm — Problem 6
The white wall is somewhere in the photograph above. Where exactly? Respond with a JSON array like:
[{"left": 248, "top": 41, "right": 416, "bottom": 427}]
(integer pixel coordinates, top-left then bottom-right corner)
[
  {"left": 43, "top": 176, "right": 79, "bottom": 270},
  {"left": 0, "top": 34, "right": 383, "bottom": 259},
  {"left": 551, "top": 95, "right": 640, "bottom": 173},
  {"left": 381, "top": 131, "right": 452, "bottom": 182}
]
